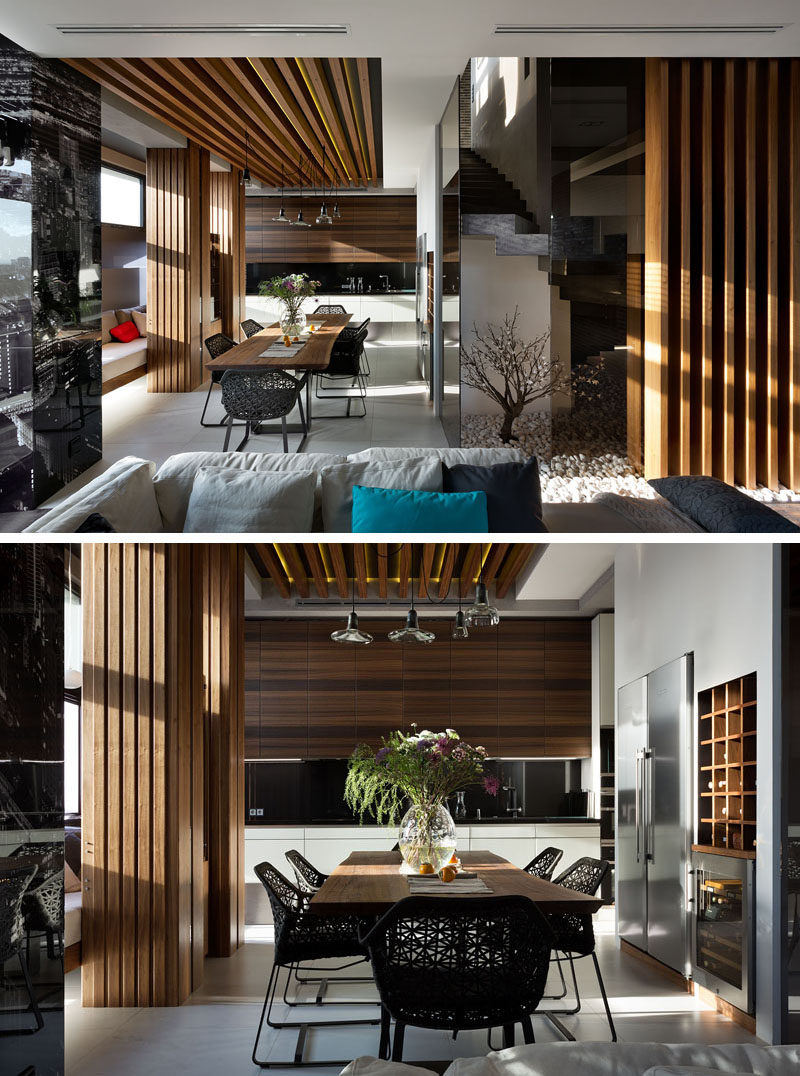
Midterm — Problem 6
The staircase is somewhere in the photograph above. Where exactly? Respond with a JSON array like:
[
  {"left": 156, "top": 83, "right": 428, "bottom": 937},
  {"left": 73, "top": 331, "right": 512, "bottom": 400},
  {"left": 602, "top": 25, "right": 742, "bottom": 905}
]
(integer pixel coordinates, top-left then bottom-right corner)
[{"left": 459, "top": 148, "right": 549, "bottom": 256}]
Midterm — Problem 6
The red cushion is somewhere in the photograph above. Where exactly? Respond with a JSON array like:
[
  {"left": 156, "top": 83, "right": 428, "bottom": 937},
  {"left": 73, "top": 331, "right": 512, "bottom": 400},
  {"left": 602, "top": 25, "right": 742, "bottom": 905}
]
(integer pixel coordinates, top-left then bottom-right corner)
[{"left": 109, "top": 320, "right": 139, "bottom": 343}]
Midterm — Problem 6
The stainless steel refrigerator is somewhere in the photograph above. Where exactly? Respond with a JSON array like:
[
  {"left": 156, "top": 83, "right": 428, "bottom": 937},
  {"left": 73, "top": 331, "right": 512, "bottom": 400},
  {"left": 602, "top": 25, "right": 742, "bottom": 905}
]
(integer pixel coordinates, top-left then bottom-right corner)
[{"left": 617, "top": 654, "right": 693, "bottom": 976}]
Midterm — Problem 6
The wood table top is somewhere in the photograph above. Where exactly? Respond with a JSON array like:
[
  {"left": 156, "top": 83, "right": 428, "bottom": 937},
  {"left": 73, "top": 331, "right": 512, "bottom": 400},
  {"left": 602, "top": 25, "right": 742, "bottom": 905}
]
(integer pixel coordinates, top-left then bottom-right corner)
[
  {"left": 205, "top": 312, "right": 352, "bottom": 373},
  {"left": 309, "top": 850, "right": 603, "bottom": 917}
]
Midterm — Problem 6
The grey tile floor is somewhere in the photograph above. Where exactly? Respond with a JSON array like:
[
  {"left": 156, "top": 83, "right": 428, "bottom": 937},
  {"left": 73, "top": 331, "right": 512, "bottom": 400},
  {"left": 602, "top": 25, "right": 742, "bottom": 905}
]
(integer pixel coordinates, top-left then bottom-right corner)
[
  {"left": 65, "top": 931, "right": 759, "bottom": 1076},
  {"left": 35, "top": 344, "right": 448, "bottom": 516}
]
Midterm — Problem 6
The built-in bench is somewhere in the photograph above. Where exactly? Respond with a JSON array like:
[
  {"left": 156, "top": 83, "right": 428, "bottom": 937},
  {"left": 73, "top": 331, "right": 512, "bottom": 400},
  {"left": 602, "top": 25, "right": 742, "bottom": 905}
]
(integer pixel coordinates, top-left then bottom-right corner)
[{"left": 101, "top": 307, "right": 147, "bottom": 393}]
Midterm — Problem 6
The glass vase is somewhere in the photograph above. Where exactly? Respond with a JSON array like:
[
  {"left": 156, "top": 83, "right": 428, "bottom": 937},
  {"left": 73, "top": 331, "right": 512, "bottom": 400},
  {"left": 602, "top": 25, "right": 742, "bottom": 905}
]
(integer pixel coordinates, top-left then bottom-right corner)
[
  {"left": 398, "top": 802, "right": 457, "bottom": 874},
  {"left": 280, "top": 309, "right": 306, "bottom": 341}
]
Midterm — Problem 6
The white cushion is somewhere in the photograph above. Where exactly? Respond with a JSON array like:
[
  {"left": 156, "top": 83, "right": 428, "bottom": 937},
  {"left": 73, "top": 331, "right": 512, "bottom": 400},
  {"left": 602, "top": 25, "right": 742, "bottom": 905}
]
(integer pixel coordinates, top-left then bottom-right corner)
[
  {"left": 130, "top": 308, "right": 147, "bottom": 337},
  {"left": 101, "top": 311, "right": 117, "bottom": 344},
  {"left": 115, "top": 304, "right": 145, "bottom": 324},
  {"left": 320, "top": 457, "right": 443, "bottom": 532},
  {"left": 183, "top": 467, "right": 316, "bottom": 533},
  {"left": 153, "top": 451, "right": 348, "bottom": 532},
  {"left": 346, "top": 447, "right": 524, "bottom": 466},
  {"left": 64, "top": 891, "right": 82, "bottom": 948},
  {"left": 24, "top": 457, "right": 163, "bottom": 533}
]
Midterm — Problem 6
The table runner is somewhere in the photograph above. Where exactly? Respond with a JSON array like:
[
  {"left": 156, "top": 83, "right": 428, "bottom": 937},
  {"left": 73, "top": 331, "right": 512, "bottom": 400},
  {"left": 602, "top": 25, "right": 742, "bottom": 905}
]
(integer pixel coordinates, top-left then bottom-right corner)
[
  {"left": 260, "top": 339, "right": 308, "bottom": 358},
  {"left": 406, "top": 875, "right": 492, "bottom": 895}
]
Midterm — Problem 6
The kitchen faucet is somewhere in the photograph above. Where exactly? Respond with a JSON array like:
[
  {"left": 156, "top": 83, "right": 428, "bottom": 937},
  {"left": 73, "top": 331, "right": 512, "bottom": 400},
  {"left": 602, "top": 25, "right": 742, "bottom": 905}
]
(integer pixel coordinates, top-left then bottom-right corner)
[
  {"left": 503, "top": 783, "right": 522, "bottom": 817},
  {"left": 379, "top": 274, "right": 389, "bottom": 292}
]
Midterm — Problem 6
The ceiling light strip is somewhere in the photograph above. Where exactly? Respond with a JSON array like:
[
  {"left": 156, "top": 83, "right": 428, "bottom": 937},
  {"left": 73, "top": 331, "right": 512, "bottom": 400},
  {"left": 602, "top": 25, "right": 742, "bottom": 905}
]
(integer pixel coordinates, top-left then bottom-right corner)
[
  {"left": 56, "top": 23, "right": 349, "bottom": 35},
  {"left": 494, "top": 23, "right": 786, "bottom": 34}
]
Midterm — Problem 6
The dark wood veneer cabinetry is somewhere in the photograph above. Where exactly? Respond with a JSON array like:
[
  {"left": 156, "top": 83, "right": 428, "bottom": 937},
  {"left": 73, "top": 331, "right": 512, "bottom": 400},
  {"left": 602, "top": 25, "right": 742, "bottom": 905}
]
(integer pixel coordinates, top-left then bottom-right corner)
[{"left": 244, "top": 618, "right": 591, "bottom": 759}]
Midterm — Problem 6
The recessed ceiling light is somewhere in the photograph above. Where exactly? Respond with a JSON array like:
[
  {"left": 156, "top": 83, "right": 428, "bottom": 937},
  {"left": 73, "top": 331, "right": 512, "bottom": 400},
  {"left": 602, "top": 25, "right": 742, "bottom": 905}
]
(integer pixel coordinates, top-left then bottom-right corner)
[
  {"left": 494, "top": 23, "right": 787, "bottom": 35},
  {"left": 55, "top": 22, "right": 349, "bottom": 36}
]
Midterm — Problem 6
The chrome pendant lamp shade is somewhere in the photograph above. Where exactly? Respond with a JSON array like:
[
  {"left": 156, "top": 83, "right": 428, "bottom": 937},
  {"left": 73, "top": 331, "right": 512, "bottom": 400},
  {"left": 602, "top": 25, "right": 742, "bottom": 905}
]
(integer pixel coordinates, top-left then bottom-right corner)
[
  {"left": 331, "top": 575, "right": 372, "bottom": 645},
  {"left": 316, "top": 202, "right": 332, "bottom": 225},
  {"left": 272, "top": 205, "right": 289, "bottom": 223},
  {"left": 292, "top": 208, "right": 311, "bottom": 227},
  {"left": 452, "top": 574, "right": 469, "bottom": 639},
  {"left": 388, "top": 607, "right": 434, "bottom": 645},
  {"left": 465, "top": 580, "right": 499, "bottom": 627}
]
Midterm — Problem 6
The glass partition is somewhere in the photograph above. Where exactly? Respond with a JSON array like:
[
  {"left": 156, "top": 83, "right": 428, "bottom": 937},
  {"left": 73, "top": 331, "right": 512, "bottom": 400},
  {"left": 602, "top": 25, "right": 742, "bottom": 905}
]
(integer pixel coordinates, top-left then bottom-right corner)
[{"left": 440, "top": 81, "right": 461, "bottom": 446}]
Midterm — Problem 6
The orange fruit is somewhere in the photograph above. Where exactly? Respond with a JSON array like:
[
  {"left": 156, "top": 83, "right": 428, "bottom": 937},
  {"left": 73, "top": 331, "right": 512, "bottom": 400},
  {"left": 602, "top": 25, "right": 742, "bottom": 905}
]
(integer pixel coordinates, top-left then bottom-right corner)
[
  {"left": 449, "top": 853, "right": 458, "bottom": 864},
  {"left": 419, "top": 862, "right": 435, "bottom": 875},
  {"left": 440, "top": 866, "right": 457, "bottom": 883}
]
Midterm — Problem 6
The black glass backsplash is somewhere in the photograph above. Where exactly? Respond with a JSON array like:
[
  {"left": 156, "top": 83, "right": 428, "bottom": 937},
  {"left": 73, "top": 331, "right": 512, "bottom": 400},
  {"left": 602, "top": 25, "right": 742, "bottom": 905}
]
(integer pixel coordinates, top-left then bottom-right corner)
[
  {"left": 245, "top": 759, "right": 572, "bottom": 824},
  {"left": 246, "top": 262, "right": 415, "bottom": 296}
]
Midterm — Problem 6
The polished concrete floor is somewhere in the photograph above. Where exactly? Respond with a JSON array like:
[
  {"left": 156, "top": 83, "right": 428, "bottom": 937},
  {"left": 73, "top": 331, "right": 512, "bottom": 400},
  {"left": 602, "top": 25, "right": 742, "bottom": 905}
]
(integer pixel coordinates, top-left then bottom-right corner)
[
  {"left": 65, "top": 928, "right": 759, "bottom": 1076},
  {"left": 30, "top": 344, "right": 448, "bottom": 519}
]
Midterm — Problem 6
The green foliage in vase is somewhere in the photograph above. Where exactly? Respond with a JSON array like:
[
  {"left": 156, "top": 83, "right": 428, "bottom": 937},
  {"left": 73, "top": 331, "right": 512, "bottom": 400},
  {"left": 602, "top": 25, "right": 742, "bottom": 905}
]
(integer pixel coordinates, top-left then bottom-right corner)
[
  {"left": 257, "top": 272, "right": 320, "bottom": 326},
  {"left": 344, "top": 726, "right": 499, "bottom": 825}
]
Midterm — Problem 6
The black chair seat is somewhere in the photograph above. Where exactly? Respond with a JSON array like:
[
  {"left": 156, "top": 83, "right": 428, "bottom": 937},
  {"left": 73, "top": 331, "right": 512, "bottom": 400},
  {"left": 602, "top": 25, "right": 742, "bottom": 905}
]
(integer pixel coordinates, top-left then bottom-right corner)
[
  {"left": 201, "top": 333, "right": 239, "bottom": 427},
  {"left": 220, "top": 370, "right": 305, "bottom": 452}
]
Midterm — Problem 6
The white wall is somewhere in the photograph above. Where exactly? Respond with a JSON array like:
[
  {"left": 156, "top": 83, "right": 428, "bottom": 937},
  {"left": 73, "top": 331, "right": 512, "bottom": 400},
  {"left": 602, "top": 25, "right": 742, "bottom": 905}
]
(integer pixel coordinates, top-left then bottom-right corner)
[
  {"left": 472, "top": 57, "right": 538, "bottom": 218},
  {"left": 614, "top": 543, "right": 782, "bottom": 1045},
  {"left": 416, "top": 127, "right": 438, "bottom": 256},
  {"left": 460, "top": 235, "right": 553, "bottom": 415}
]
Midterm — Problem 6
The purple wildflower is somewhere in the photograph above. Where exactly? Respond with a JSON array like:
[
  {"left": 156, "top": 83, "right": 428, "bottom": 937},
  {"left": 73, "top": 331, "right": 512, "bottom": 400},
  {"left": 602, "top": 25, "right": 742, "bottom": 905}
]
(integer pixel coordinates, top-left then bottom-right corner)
[
  {"left": 483, "top": 774, "right": 500, "bottom": 797},
  {"left": 436, "top": 736, "right": 453, "bottom": 755},
  {"left": 375, "top": 746, "right": 390, "bottom": 765}
]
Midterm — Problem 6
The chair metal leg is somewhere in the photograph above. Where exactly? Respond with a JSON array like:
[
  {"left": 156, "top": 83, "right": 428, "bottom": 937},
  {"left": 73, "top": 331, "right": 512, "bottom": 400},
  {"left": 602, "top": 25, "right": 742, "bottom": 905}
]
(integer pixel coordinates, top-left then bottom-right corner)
[
  {"left": 591, "top": 951, "right": 617, "bottom": 1042},
  {"left": 378, "top": 1006, "right": 391, "bottom": 1060},
  {"left": 0, "top": 952, "right": 45, "bottom": 1035},
  {"left": 544, "top": 951, "right": 569, "bottom": 1000},
  {"left": 502, "top": 1024, "right": 515, "bottom": 1049},
  {"left": 545, "top": 951, "right": 583, "bottom": 1016},
  {"left": 391, "top": 1021, "right": 405, "bottom": 1062},
  {"left": 282, "top": 416, "right": 288, "bottom": 453},
  {"left": 223, "top": 414, "right": 233, "bottom": 451},
  {"left": 234, "top": 421, "right": 252, "bottom": 453},
  {"left": 200, "top": 379, "right": 220, "bottom": 427},
  {"left": 521, "top": 1015, "right": 535, "bottom": 1044}
]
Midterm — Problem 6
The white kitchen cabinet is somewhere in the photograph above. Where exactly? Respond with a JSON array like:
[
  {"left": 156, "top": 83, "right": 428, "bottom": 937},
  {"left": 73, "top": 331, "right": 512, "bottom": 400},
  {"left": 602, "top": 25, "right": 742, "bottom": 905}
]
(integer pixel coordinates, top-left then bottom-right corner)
[
  {"left": 535, "top": 824, "right": 600, "bottom": 870},
  {"left": 391, "top": 297, "right": 416, "bottom": 323},
  {"left": 467, "top": 825, "right": 537, "bottom": 868}
]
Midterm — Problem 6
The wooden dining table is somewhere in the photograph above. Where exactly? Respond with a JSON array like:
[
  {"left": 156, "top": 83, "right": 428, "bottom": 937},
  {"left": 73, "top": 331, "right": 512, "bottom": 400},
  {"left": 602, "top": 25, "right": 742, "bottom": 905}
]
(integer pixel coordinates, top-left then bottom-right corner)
[{"left": 204, "top": 312, "right": 353, "bottom": 451}]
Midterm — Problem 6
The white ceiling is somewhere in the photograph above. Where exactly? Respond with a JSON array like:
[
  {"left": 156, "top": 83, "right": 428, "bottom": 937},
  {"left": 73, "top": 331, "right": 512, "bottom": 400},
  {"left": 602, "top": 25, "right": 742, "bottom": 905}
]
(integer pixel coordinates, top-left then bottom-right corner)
[
  {"left": 3, "top": 0, "right": 798, "bottom": 187},
  {"left": 515, "top": 544, "right": 616, "bottom": 607}
]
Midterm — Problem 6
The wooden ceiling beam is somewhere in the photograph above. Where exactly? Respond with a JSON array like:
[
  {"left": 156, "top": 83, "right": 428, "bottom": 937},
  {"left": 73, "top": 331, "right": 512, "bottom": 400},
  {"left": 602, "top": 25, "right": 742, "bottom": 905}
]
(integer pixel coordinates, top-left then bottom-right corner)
[
  {"left": 459, "top": 545, "right": 483, "bottom": 598},
  {"left": 273, "top": 58, "right": 349, "bottom": 186},
  {"left": 496, "top": 545, "right": 536, "bottom": 600},
  {"left": 356, "top": 58, "right": 379, "bottom": 186},
  {"left": 328, "top": 544, "right": 349, "bottom": 599},
  {"left": 328, "top": 57, "right": 367, "bottom": 181},
  {"left": 481, "top": 543, "right": 510, "bottom": 587},
  {"left": 250, "top": 543, "right": 291, "bottom": 599},
  {"left": 302, "top": 544, "right": 329, "bottom": 599},
  {"left": 377, "top": 544, "right": 388, "bottom": 600},
  {"left": 437, "top": 545, "right": 457, "bottom": 599},
  {"left": 299, "top": 58, "right": 361, "bottom": 183},
  {"left": 397, "top": 544, "right": 411, "bottom": 599},
  {"left": 277, "top": 544, "right": 310, "bottom": 599},
  {"left": 353, "top": 545, "right": 369, "bottom": 600},
  {"left": 417, "top": 544, "right": 436, "bottom": 600}
]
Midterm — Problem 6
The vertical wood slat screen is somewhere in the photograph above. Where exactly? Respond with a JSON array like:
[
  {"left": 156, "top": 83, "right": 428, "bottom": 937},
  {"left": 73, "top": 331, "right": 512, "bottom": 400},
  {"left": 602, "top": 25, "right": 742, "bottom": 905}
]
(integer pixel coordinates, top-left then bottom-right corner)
[
  {"left": 208, "top": 170, "right": 246, "bottom": 341},
  {"left": 643, "top": 58, "right": 800, "bottom": 488},
  {"left": 82, "top": 544, "right": 204, "bottom": 1006}
]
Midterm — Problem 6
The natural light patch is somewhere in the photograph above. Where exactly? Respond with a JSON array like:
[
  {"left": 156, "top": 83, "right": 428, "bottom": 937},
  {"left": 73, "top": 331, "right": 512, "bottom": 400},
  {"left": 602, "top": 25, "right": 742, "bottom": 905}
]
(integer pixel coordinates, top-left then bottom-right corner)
[
  {"left": 500, "top": 57, "right": 519, "bottom": 126},
  {"left": 475, "top": 57, "right": 490, "bottom": 112},
  {"left": 608, "top": 994, "right": 711, "bottom": 1015},
  {"left": 245, "top": 924, "right": 274, "bottom": 943}
]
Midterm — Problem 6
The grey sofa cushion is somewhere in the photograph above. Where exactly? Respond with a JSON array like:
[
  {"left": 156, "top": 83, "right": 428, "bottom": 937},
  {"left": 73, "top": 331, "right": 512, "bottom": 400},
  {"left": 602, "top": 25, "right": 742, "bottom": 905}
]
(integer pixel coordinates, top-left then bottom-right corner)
[
  {"left": 347, "top": 446, "right": 524, "bottom": 466},
  {"left": 24, "top": 457, "right": 162, "bottom": 533},
  {"left": 153, "top": 450, "right": 347, "bottom": 532},
  {"left": 183, "top": 467, "right": 316, "bottom": 532},
  {"left": 649, "top": 476, "right": 800, "bottom": 533},
  {"left": 589, "top": 492, "right": 705, "bottom": 532},
  {"left": 320, "top": 457, "right": 444, "bottom": 532}
]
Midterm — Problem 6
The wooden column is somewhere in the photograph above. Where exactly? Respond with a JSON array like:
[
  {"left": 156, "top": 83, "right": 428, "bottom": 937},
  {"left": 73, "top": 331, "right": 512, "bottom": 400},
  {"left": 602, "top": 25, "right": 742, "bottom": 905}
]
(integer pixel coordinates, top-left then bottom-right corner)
[
  {"left": 82, "top": 544, "right": 204, "bottom": 1006},
  {"left": 202, "top": 544, "right": 246, "bottom": 958},
  {"left": 207, "top": 169, "right": 246, "bottom": 343},
  {"left": 642, "top": 57, "right": 800, "bottom": 487}
]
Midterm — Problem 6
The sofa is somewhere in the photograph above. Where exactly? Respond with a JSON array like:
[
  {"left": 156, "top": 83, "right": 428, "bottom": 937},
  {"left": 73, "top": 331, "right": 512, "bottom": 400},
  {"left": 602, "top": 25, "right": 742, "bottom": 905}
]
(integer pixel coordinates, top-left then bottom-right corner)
[
  {"left": 342, "top": 1042, "right": 800, "bottom": 1076},
  {"left": 100, "top": 306, "right": 147, "bottom": 390},
  {"left": 23, "top": 447, "right": 800, "bottom": 534}
]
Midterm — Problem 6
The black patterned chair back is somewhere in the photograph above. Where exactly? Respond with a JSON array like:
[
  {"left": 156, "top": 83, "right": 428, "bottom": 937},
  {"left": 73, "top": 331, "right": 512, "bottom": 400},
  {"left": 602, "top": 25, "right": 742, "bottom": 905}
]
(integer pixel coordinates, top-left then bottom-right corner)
[
  {"left": 327, "top": 323, "right": 369, "bottom": 377},
  {"left": 788, "top": 839, "right": 800, "bottom": 881},
  {"left": 0, "top": 865, "right": 36, "bottom": 964},
  {"left": 337, "top": 317, "right": 371, "bottom": 342},
  {"left": 363, "top": 895, "right": 553, "bottom": 1031},
  {"left": 285, "top": 849, "right": 328, "bottom": 894},
  {"left": 523, "top": 846, "right": 563, "bottom": 881},
  {"left": 204, "top": 333, "right": 238, "bottom": 359},
  {"left": 220, "top": 370, "right": 301, "bottom": 422},
  {"left": 549, "top": 856, "right": 609, "bottom": 956},
  {"left": 240, "top": 319, "right": 264, "bottom": 339},
  {"left": 253, "top": 861, "right": 364, "bottom": 967},
  {"left": 11, "top": 844, "right": 64, "bottom": 934},
  {"left": 315, "top": 304, "right": 346, "bottom": 315}
]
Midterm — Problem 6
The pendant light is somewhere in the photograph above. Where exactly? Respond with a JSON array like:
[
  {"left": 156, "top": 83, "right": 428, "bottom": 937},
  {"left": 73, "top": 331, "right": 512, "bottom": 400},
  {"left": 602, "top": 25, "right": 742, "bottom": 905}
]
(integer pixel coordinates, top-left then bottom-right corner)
[
  {"left": 316, "top": 147, "right": 333, "bottom": 224},
  {"left": 389, "top": 551, "right": 435, "bottom": 644},
  {"left": 464, "top": 548, "right": 499, "bottom": 627},
  {"left": 452, "top": 576, "right": 469, "bottom": 639},
  {"left": 331, "top": 574, "right": 373, "bottom": 645},
  {"left": 241, "top": 130, "right": 252, "bottom": 188},
  {"left": 292, "top": 207, "right": 311, "bottom": 227},
  {"left": 272, "top": 164, "right": 289, "bottom": 222}
]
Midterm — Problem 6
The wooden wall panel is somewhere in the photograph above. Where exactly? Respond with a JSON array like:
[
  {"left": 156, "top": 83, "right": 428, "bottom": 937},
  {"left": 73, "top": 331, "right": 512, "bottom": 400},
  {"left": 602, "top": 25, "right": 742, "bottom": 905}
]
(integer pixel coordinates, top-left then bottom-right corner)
[
  {"left": 258, "top": 620, "right": 309, "bottom": 759},
  {"left": 450, "top": 627, "right": 499, "bottom": 757},
  {"left": 401, "top": 623, "right": 452, "bottom": 731},
  {"left": 498, "top": 620, "right": 545, "bottom": 758},
  {"left": 245, "top": 195, "right": 417, "bottom": 265},
  {"left": 82, "top": 544, "right": 204, "bottom": 1007},
  {"left": 355, "top": 619, "right": 404, "bottom": 746},
  {"left": 544, "top": 620, "right": 592, "bottom": 758},
  {"left": 643, "top": 57, "right": 800, "bottom": 487},
  {"left": 307, "top": 621, "right": 356, "bottom": 758}
]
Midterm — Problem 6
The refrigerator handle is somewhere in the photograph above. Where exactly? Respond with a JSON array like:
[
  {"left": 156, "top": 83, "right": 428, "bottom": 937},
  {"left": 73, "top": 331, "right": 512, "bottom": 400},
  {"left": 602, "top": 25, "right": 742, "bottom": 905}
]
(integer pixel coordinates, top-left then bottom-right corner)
[
  {"left": 635, "top": 749, "right": 643, "bottom": 862},
  {"left": 645, "top": 748, "right": 654, "bottom": 862}
]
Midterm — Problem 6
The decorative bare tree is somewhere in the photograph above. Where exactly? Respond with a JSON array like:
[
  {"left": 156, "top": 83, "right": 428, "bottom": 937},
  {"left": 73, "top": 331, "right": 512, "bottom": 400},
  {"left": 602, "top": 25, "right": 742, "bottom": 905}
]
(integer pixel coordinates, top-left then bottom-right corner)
[{"left": 461, "top": 308, "right": 570, "bottom": 443}]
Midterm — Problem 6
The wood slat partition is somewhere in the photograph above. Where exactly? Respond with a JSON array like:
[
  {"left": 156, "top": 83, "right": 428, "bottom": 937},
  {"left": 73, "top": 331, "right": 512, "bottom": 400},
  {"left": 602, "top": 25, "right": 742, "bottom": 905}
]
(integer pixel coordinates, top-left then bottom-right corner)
[
  {"left": 202, "top": 545, "right": 246, "bottom": 958},
  {"left": 641, "top": 57, "right": 800, "bottom": 487},
  {"left": 146, "top": 146, "right": 204, "bottom": 393},
  {"left": 82, "top": 544, "right": 204, "bottom": 1007},
  {"left": 208, "top": 170, "right": 246, "bottom": 343}
]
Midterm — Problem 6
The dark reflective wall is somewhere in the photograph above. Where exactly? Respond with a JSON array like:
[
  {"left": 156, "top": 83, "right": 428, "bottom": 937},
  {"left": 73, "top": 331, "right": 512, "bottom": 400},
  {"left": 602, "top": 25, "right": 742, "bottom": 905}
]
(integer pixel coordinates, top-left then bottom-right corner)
[
  {"left": 0, "top": 35, "right": 101, "bottom": 512},
  {"left": 0, "top": 544, "right": 65, "bottom": 1075},
  {"left": 783, "top": 546, "right": 800, "bottom": 1043},
  {"left": 440, "top": 81, "right": 461, "bottom": 446}
]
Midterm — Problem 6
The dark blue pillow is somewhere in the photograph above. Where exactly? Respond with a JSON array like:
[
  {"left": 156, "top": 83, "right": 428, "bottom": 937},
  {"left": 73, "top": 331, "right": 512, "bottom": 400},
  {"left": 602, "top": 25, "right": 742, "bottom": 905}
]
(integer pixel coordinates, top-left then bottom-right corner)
[
  {"left": 351, "top": 486, "right": 488, "bottom": 533},
  {"left": 442, "top": 456, "right": 547, "bottom": 533},
  {"left": 75, "top": 512, "right": 117, "bottom": 533},
  {"left": 649, "top": 476, "right": 800, "bottom": 533}
]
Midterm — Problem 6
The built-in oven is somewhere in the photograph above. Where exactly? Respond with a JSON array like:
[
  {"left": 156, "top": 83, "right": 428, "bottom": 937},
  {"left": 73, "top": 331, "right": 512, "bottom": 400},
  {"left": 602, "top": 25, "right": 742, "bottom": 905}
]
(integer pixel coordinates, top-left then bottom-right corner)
[{"left": 690, "top": 849, "right": 755, "bottom": 1013}]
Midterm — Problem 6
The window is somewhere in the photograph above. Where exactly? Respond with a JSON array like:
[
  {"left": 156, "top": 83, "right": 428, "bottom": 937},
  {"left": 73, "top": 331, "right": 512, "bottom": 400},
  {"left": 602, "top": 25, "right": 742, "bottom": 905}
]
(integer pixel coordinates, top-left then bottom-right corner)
[
  {"left": 101, "top": 165, "right": 144, "bottom": 227},
  {"left": 64, "top": 698, "right": 81, "bottom": 816}
]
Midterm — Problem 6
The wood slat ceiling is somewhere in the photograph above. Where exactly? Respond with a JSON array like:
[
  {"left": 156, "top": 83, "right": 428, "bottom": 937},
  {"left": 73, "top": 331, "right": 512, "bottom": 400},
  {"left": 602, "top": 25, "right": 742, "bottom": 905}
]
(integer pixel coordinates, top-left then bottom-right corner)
[
  {"left": 246, "top": 544, "right": 538, "bottom": 603},
  {"left": 65, "top": 56, "right": 382, "bottom": 187}
]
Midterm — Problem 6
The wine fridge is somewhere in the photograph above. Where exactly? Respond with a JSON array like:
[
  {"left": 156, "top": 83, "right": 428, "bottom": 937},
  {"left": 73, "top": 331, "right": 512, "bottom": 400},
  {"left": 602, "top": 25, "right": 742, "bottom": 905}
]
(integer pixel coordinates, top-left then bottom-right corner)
[{"left": 690, "top": 849, "right": 754, "bottom": 1013}]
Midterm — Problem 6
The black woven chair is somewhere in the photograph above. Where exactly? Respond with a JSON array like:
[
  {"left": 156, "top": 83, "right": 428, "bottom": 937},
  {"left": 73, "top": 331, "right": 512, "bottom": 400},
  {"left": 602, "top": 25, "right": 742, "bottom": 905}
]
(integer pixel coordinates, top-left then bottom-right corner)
[
  {"left": 241, "top": 318, "right": 265, "bottom": 339},
  {"left": 314, "top": 320, "right": 370, "bottom": 417},
  {"left": 314, "top": 304, "right": 347, "bottom": 314},
  {"left": 788, "top": 839, "right": 800, "bottom": 959},
  {"left": 251, "top": 862, "right": 378, "bottom": 1068},
  {"left": 362, "top": 894, "right": 554, "bottom": 1062},
  {"left": 10, "top": 843, "right": 64, "bottom": 962},
  {"left": 546, "top": 856, "right": 616, "bottom": 1041},
  {"left": 523, "top": 846, "right": 563, "bottom": 882},
  {"left": 0, "top": 865, "right": 44, "bottom": 1035},
  {"left": 201, "top": 333, "right": 239, "bottom": 427},
  {"left": 220, "top": 369, "right": 305, "bottom": 452}
]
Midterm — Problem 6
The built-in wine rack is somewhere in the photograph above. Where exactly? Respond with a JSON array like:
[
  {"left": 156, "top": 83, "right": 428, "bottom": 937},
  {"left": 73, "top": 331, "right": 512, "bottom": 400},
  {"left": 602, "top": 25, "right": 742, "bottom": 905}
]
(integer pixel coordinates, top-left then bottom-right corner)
[
  {"left": 599, "top": 727, "right": 615, "bottom": 903},
  {"left": 697, "top": 673, "right": 757, "bottom": 853}
]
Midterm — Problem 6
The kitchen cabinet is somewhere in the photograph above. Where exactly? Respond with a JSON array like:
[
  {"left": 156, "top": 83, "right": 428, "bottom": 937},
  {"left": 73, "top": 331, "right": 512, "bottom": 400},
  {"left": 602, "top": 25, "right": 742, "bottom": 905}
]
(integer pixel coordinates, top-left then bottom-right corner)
[
  {"left": 401, "top": 620, "right": 452, "bottom": 730},
  {"left": 244, "top": 620, "right": 262, "bottom": 758},
  {"left": 307, "top": 621, "right": 356, "bottom": 758},
  {"left": 355, "top": 619, "right": 404, "bottom": 746},
  {"left": 450, "top": 625, "right": 499, "bottom": 756},
  {"left": 258, "top": 620, "right": 308, "bottom": 759},
  {"left": 498, "top": 620, "right": 545, "bottom": 757},
  {"left": 545, "top": 620, "right": 592, "bottom": 757}
]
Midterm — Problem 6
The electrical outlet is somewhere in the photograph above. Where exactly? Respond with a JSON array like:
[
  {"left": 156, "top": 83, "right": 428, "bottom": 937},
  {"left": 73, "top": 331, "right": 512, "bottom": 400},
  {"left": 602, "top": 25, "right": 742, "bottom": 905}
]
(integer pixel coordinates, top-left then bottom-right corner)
[
  {"left": 249, "top": 808, "right": 258, "bottom": 817},
  {"left": 256, "top": 808, "right": 264, "bottom": 817}
]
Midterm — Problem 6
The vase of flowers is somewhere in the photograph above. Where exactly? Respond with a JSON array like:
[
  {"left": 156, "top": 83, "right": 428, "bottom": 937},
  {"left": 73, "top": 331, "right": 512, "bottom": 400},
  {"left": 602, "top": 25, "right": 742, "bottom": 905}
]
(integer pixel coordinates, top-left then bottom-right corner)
[
  {"left": 257, "top": 272, "right": 320, "bottom": 340},
  {"left": 344, "top": 726, "right": 499, "bottom": 874}
]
